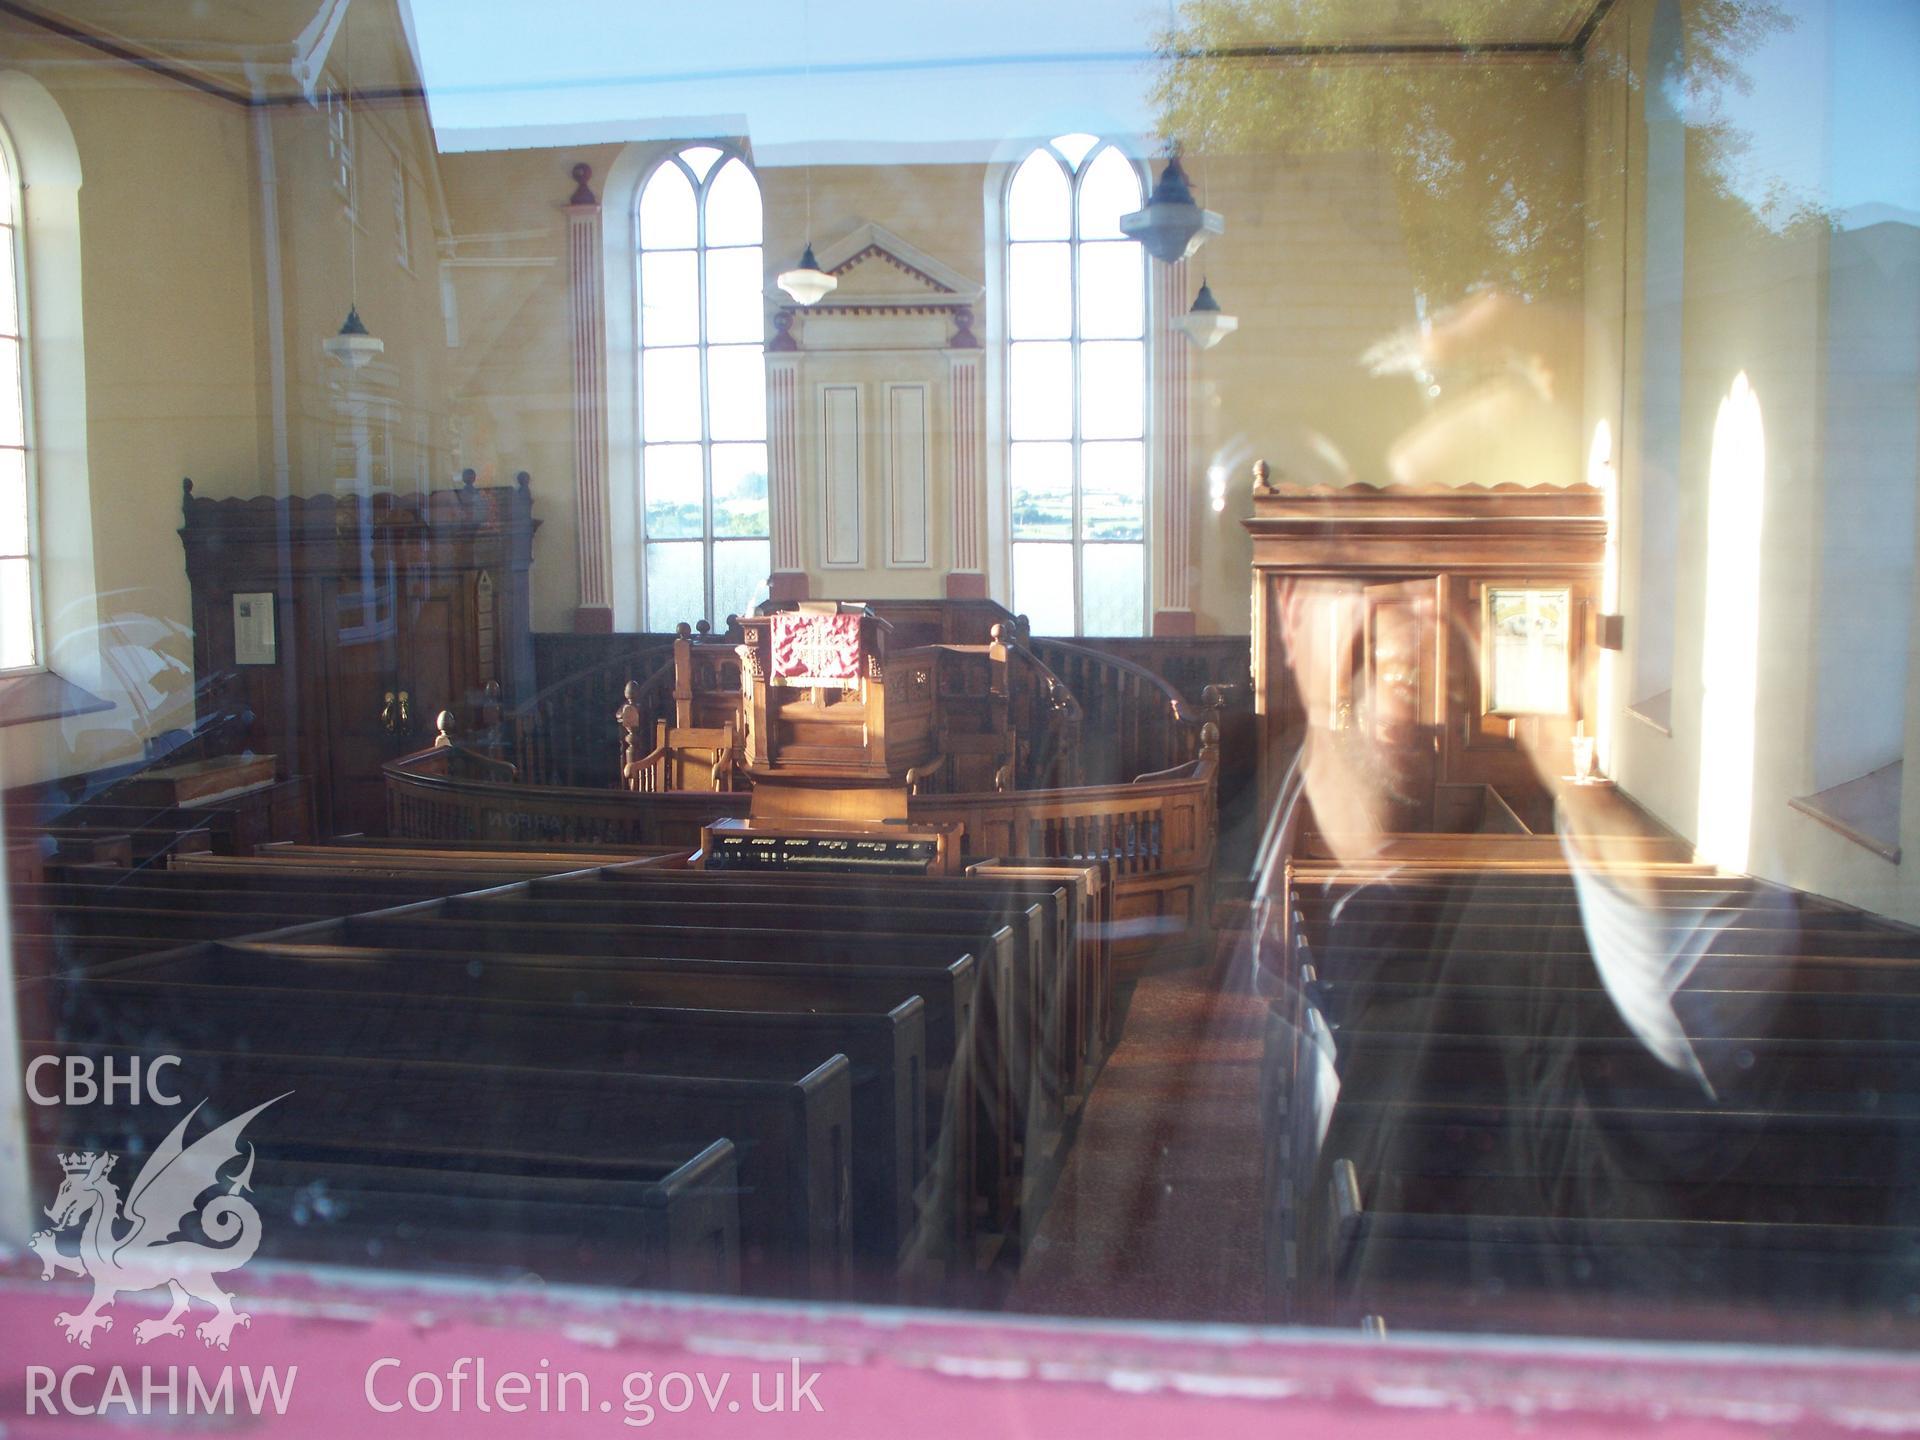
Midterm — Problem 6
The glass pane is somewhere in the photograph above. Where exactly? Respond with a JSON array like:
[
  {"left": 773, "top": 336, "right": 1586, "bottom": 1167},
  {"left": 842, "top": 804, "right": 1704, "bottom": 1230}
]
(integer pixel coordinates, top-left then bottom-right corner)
[
  {"left": 644, "top": 540, "right": 704, "bottom": 630},
  {"left": 1079, "top": 241, "right": 1145, "bottom": 339},
  {"left": 0, "top": 229, "right": 16, "bottom": 337},
  {"left": 1489, "top": 587, "right": 1572, "bottom": 714},
  {"left": 638, "top": 160, "right": 696, "bottom": 249},
  {"left": 1082, "top": 440, "right": 1144, "bottom": 540},
  {"left": 1009, "top": 243, "right": 1071, "bottom": 340},
  {"left": 712, "top": 538, "right": 770, "bottom": 623},
  {"left": 639, "top": 250, "right": 699, "bottom": 347},
  {"left": 0, "top": 447, "right": 26, "bottom": 556},
  {"left": 1078, "top": 146, "right": 1143, "bottom": 240},
  {"left": 1009, "top": 341, "right": 1072, "bottom": 441},
  {"left": 704, "top": 159, "right": 762, "bottom": 247},
  {"left": 705, "top": 246, "right": 765, "bottom": 344},
  {"left": 705, "top": 345, "right": 766, "bottom": 441},
  {"left": 1013, "top": 541, "right": 1075, "bottom": 636},
  {"left": 1081, "top": 340, "right": 1144, "bottom": 440},
  {"left": 712, "top": 442, "right": 769, "bottom": 536},
  {"left": 0, "top": 339, "right": 18, "bottom": 449},
  {"left": 679, "top": 145, "right": 724, "bottom": 182},
  {"left": 640, "top": 347, "right": 701, "bottom": 441},
  {"left": 1082, "top": 542, "right": 1144, "bottom": 636},
  {"left": 0, "top": 555, "right": 34, "bottom": 668},
  {"left": 643, "top": 443, "right": 704, "bottom": 538},
  {"left": 1052, "top": 132, "right": 1099, "bottom": 169},
  {"left": 1011, "top": 441, "right": 1073, "bottom": 539},
  {"left": 1007, "top": 150, "right": 1070, "bottom": 241}
]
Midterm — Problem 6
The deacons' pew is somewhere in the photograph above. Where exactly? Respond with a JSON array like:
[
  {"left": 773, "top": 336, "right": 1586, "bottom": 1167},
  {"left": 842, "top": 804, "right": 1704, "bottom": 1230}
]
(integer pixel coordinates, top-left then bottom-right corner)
[
  {"left": 57, "top": 971, "right": 927, "bottom": 1275},
  {"left": 31, "top": 1035, "right": 848, "bottom": 1299}
]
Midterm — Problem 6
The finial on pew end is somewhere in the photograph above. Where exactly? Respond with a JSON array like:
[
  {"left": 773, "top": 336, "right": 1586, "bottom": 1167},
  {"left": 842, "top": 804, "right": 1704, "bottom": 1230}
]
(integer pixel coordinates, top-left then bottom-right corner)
[
  {"left": 676, "top": 622, "right": 693, "bottom": 640},
  {"left": 433, "top": 709, "right": 457, "bottom": 748},
  {"left": 723, "top": 613, "right": 740, "bottom": 639},
  {"left": 989, "top": 622, "right": 1006, "bottom": 645},
  {"left": 623, "top": 679, "right": 642, "bottom": 706},
  {"left": 460, "top": 468, "right": 478, "bottom": 490},
  {"left": 515, "top": 470, "right": 531, "bottom": 495},
  {"left": 695, "top": 619, "right": 712, "bottom": 635},
  {"left": 1200, "top": 720, "right": 1220, "bottom": 760}
]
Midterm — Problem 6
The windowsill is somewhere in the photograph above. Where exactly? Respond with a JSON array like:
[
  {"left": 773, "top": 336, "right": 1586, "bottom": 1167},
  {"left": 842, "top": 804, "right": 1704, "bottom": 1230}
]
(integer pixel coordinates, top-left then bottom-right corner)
[
  {"left": 1626, "top": 690, "right": 1673, "bottom": 735},
  {"left": 1789, "top": 761, "right": 1902, "bottom": 863},
  {"left": 0, "top": 668, "right": 116, "bottom": 728}
]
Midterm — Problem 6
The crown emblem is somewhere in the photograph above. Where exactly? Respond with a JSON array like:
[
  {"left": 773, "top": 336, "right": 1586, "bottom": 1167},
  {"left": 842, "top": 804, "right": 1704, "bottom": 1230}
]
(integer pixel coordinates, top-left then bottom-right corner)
[{"left": 58, "top": 1151, "right": 111, "bottom": 1175}]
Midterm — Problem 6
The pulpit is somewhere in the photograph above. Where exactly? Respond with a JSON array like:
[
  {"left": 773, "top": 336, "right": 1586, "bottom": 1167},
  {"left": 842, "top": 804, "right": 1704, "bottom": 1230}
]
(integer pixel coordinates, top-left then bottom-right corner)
[{"left": 733, "top": 603, "right": 943, "bottom": 796}]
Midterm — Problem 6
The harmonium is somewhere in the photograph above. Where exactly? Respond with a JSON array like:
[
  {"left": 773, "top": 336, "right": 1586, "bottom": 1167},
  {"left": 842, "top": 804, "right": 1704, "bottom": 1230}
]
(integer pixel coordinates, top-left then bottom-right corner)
[{"left": 697, "top": 816, "right": 963, "bottom": 876}]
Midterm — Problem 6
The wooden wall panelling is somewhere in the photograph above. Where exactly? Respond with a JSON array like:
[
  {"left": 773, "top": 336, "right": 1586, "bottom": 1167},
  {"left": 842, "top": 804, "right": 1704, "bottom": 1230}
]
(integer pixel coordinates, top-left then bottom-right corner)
[{"left": 820, "top": 384, "right": 863, "bottom": 568}]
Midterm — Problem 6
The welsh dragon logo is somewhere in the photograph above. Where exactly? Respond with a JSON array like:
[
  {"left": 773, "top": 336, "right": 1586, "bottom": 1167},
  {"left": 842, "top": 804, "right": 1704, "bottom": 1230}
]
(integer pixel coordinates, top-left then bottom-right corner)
[{"left": 31, "top": 1095, "right": 286, "bottom": 1350}]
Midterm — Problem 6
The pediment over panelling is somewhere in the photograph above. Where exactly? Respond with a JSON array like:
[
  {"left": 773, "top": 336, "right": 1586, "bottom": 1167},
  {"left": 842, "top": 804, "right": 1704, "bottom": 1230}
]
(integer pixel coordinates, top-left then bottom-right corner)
[{"left": 782, "top": 222, "right": 983, "bottom": 311}]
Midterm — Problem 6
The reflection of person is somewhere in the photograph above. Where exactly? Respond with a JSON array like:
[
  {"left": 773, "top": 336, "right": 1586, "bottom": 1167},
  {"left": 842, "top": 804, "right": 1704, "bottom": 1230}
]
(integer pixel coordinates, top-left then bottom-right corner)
[
  {"left": 1362, "top": 288, "right": 1582, "bottom": 490},
  {"left": 1245, "top": 361, "right": 1910, "bottom": 1333}
]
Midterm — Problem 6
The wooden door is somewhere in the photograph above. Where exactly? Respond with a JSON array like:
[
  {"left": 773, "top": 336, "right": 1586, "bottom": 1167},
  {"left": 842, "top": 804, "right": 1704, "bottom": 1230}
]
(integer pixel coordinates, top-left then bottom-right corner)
[
  {"left": 320, "top": 566, "right": 403, "bottom": 836},
  {"left": 1359, "top": 578, "right": 1439, "bottom": 831}
]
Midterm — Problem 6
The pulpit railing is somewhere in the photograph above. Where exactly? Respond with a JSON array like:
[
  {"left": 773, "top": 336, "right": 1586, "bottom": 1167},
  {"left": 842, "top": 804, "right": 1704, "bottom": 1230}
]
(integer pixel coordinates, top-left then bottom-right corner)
[
  {"left": 1026, "top": 637, "right": 1220, "bottom": 785},
  {"left": 507, "top": 641, "right": 677, "bottom": 789}
]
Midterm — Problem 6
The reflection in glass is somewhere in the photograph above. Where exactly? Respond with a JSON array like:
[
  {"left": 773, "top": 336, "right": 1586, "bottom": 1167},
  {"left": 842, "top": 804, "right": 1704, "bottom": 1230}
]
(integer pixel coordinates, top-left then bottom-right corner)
[{"left": 1488, "top": 587, "right": 1571, "bottom": 714}]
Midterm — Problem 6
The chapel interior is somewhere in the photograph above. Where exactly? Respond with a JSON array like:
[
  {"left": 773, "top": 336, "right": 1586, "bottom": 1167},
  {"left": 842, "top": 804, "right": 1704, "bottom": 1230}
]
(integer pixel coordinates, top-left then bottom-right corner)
[{"left": 3, "top": 0, "right": 1920, "bottom": 1348}]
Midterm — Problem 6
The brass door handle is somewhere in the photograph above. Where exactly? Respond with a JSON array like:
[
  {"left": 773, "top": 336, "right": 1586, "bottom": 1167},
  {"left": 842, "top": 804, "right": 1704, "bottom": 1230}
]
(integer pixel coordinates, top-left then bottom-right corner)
[
  {"left": 381, "top": 691, "right": 398, "bottom": 733},
  {"left": 398, "top": 690, "right": 412, "bottom": 732}
]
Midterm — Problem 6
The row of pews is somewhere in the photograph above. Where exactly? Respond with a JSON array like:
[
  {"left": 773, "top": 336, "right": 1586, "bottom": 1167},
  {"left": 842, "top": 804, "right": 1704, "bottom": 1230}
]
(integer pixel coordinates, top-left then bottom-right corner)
[
  {"left": 1260, "top": 845, "right": 1920, "bottom": 1340},
  {"left": 15, "top": 839, "right": 1116, "bottom": 1305}
]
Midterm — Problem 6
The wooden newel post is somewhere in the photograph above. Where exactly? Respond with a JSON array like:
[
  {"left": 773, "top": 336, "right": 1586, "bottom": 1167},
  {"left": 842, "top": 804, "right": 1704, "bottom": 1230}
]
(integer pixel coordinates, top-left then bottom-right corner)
[
  {"left": 433, "top": 709, "right": 457, "bottom": 749},
  {"left": 618, "top": 680, "right": 644, "bottom": 790}
]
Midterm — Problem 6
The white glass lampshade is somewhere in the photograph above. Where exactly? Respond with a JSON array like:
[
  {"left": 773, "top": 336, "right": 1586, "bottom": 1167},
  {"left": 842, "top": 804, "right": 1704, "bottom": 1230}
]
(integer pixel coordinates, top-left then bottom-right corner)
[
  {"left": 1180, "top": 280, "right": 1238, "bottom": 349},
  {"left": 322, "top": 305, "right": 384, "bottom": 368},
  {"left": 776, "top": 244, "right": 838, "bottom": 306},
  {"left": 1120, "top": 155, "right": 1224, "bottom": 265}
]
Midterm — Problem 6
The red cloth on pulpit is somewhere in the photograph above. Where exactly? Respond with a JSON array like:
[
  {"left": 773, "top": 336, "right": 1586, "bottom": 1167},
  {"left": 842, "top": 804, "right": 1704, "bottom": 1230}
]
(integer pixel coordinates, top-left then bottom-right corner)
[{"left": 771, "top": 611, "right": 863, "bottom": 683}]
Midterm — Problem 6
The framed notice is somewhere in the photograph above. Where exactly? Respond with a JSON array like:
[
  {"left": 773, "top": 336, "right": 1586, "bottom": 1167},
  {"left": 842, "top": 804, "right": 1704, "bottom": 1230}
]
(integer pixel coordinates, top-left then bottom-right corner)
[{"left": 232, "top": 591, "right": 278, "bottom": 665}]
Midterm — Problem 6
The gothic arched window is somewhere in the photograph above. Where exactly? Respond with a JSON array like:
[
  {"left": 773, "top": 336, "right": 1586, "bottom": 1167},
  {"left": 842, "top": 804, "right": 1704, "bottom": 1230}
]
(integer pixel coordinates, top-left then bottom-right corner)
[
  {"left": 1004, "top": 135, "right": 1148, "bottom": 636},
  {"left": 0, "top": 122, "right": 36, "bottom": 671},
  {"left": 636, "top": 145, "right": 769, "bottom": 629}
]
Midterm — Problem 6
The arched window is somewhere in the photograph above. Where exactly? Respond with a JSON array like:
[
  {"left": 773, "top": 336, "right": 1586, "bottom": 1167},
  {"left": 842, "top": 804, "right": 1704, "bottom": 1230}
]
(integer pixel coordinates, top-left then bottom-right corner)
[
  {"left": 0, "top": 121, "right": 36, "bottom": 671},
  {"left": 1005, "top": 135, "right": 1148, "bottom": 636},
  {"left": 636, "top": 145, "right": 769, "bottom": 628},
  {"left": 1631, "top": 0, "right": 1685, "bottom": 721}
]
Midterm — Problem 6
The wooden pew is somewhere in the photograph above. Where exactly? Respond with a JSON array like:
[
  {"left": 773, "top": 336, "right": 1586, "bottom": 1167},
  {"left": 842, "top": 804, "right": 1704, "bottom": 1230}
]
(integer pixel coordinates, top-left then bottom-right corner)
[
  {"left": 32, "top": 1038, "right": 849, "bottom": 1299},
  {"left": 98, "top": 939, "right": 981, "bottom": 1265},
  {"left": 27, "top": 1138, "right": 741, "bottom": 1295},
  {"left": 56, "top": 972, "right": 927, "bottom": 1277},
  {"left": 326, "top": 907, "right": 1020, "bottom": 1237}
]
